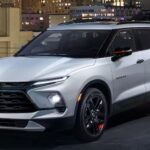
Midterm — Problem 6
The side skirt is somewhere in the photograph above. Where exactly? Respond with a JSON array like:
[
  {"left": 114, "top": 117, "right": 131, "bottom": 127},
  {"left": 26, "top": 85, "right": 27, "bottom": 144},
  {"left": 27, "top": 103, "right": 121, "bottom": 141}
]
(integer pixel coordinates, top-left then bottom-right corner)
[{"left": 110, "top": 93, "right": 146, "bottom": 116}]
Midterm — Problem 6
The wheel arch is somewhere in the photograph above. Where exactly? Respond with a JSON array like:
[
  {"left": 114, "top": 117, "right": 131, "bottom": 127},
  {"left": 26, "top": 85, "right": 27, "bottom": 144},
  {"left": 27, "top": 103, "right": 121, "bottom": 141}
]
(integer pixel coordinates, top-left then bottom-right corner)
[{"left": 76, "top": 80, "right": 112, "bottom": 116}]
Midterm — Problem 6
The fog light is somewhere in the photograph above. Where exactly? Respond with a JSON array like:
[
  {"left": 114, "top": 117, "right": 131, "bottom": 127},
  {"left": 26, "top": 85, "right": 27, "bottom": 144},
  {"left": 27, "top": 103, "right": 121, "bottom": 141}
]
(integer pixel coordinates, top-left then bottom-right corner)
[
  {"left": 48, "top": 93, "right": 65, "bottom": 107},
  {"left": 49, "top": 94, "right": 61, "bottom": 105}
]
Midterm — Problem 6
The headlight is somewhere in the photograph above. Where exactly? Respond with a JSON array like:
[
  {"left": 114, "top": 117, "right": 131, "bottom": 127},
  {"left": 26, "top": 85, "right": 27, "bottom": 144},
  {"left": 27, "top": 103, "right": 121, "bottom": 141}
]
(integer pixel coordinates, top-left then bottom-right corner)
[{"left": 32, "top": 76, "right": 69, "bottom": 86}]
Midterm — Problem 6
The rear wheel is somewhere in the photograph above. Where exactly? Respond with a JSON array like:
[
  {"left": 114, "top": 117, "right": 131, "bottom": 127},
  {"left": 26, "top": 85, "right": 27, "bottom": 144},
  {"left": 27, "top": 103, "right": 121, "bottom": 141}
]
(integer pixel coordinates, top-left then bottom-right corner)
[{"left": 75, "top": 88, "right": 108, "bottom": 142}]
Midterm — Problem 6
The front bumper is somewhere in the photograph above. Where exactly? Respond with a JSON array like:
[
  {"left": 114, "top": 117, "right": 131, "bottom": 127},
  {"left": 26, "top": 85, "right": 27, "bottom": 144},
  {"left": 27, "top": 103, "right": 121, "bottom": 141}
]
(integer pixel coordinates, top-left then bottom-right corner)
[
  {"left": 0, "top": 110, "right": 75, "bottom": 131},
  {"left": 0, "top": 120, "right": 45, "bottom": 132},
  {"left": 0, "top": 77, "right": 81, "bottom": 131}
]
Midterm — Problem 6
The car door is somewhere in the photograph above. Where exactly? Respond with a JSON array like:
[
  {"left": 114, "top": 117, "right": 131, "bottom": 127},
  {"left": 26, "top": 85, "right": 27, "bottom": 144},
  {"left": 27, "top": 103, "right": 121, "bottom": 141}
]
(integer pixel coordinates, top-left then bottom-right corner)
[
  {"left": 134, "top": 28, "right": 150, "bottom": 103},
  {"left": 106, "top": 29, "right": 145, "bottom": 113}
]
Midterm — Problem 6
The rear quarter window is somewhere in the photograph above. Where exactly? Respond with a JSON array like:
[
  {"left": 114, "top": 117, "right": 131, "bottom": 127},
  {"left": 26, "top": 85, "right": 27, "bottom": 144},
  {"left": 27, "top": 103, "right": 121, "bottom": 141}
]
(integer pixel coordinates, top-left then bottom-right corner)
[{"left": 134, "top": 29, "right": 150, "bottom": 51}]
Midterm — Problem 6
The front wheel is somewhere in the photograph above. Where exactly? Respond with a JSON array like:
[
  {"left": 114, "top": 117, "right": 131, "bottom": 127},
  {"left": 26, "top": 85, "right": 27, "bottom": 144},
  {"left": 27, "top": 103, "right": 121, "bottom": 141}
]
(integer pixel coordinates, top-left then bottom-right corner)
[{"left": 75, "top": 88, "right": 108, "bottom": 142}]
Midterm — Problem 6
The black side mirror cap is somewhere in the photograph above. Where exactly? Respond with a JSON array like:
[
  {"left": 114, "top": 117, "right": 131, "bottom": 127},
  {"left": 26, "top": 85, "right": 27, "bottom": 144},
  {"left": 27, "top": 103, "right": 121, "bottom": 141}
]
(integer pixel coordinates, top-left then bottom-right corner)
[{"left": 111, "top": 49, "right": 133, "bottom": 62}]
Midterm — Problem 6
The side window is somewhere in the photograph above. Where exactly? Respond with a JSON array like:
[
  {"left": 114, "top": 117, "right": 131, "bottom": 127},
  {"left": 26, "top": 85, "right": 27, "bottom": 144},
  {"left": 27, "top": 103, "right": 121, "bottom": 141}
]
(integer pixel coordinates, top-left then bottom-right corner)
[
  {"left": 134, "top": 29, "right": 150, "bottom": 51},
  {"left": 108, "top": 30, "right": 135, "bottom": 55}
]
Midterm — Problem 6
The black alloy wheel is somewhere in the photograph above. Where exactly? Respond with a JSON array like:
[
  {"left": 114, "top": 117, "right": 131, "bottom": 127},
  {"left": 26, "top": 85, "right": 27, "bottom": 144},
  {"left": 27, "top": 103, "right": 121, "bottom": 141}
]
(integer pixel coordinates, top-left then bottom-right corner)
[{"left": 75, "top": 88, "right": 108, "bottom": 142}]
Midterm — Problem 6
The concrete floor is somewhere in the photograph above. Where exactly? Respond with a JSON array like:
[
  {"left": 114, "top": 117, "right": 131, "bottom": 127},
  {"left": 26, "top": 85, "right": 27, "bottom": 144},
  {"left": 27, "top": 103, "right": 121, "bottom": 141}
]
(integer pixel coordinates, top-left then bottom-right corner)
[{"left": 0, "top": 104, "right": 150, "bottom": 150}]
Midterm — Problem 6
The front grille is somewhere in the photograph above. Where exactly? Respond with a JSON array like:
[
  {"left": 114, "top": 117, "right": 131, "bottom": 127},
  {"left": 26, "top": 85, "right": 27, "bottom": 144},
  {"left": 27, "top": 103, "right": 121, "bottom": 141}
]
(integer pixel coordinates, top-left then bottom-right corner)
[
  {"left": 0, "top": 92, "right": 36, "bottom": 113},
  {"left": 0, "top": 82, "right": 32, "bottom": 90}
]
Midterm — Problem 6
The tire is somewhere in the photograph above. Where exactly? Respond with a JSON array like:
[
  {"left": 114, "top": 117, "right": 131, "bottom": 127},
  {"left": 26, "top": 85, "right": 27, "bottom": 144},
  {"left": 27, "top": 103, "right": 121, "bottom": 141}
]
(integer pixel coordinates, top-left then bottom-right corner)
[{"left": 75, "top": 88, "right": 108, "bottom": 142}]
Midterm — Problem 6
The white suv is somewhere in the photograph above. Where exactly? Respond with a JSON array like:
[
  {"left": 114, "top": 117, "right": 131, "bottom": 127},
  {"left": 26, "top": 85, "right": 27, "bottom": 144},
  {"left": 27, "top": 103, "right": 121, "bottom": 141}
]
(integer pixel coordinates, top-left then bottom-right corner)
[{"left": 0, "top": 21, "right": 149, "bottom": 142}]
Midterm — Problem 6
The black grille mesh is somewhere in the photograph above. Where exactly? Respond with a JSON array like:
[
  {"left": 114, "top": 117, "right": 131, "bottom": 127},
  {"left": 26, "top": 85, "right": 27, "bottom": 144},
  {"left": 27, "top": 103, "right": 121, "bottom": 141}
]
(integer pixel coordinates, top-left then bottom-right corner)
[
  {"left": 0, "top": 82, "right": 31, "bottom": 89},
  {"left": 0, "top": 92, "right": 36, "bottom": 113}
]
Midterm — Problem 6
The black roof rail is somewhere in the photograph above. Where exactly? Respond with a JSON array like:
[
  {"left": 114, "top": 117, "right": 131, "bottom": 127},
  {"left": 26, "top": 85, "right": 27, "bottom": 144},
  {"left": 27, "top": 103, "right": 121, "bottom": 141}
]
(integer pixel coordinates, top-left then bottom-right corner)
[
  {"left": 59, "top": 19, "right": 117, "bottom": 25},
  {"left": 117, "top": 20, "right": 150, "bottom": 24},
  {"left": 59, "top": 19, "right": 150, "bottom": 26}
]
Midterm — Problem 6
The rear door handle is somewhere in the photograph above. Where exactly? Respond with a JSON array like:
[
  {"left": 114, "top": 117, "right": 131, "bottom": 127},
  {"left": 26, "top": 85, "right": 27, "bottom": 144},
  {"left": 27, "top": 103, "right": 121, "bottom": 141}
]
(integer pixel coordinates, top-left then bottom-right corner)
[{"left": 137, "top": 59, "right": 144, "bottom": 64}]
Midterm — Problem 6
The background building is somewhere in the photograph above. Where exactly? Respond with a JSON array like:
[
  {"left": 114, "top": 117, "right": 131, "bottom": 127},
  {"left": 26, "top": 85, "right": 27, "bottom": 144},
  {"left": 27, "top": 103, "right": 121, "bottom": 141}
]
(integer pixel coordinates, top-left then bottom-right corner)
[
  {"left": 0, "top": 8, "right": 33, "bottom": 57},
  {"left": 49, "top": 14, "right": 70, "bottom": 27},
  {"left": 22, "top": 0, "right": 77, "bottom": 14},
  {"left": 0, "top": 0, "right": 21, "bottom": 7},
  {"left": 71, "top": 5, "right": 114, "bottom": 20},
  {"left": 141, "top": 0, "right": 150, "bottom": 10},
  {"left": 22, "top": 13, "right": 49, "bottom": 31},
  {"left": 94, "top": 0, "right": 141, "bottom": 7},
  {"left": 71, "top": 5, "right": 141, "bottom": 20},
  {"left": 21, "top": 0, "right": 76, "bottom": 31},
  {"left": 133, "top": 9, "right": 150, "bottom": 20}
]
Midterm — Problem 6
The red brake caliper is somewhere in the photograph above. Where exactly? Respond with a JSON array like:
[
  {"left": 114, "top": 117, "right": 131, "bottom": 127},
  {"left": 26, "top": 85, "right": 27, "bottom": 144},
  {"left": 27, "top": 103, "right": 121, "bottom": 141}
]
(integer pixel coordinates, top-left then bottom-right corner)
[{"left": 98, "top": 124, "right": 104, "bottom": 130}]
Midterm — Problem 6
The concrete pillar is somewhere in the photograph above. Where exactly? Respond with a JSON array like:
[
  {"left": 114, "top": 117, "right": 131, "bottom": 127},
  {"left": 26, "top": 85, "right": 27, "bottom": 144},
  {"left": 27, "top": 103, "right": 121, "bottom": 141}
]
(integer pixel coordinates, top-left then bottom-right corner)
[{"left": 0, "top": 8, "right": 8, "bottom": 36}]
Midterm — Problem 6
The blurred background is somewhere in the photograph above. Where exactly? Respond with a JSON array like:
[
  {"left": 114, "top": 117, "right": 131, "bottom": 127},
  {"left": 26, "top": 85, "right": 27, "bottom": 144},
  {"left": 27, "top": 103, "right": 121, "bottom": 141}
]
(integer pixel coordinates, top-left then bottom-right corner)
[{"left": 0, "top": 0, "right": 149, "bottom": 57}]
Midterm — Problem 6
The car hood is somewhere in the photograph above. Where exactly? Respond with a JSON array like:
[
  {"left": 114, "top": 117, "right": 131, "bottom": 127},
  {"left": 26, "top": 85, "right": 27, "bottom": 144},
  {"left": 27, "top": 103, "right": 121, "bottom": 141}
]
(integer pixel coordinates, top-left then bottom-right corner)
[{"left": 0, "top": 57, "right": 95, "bottom": 82}]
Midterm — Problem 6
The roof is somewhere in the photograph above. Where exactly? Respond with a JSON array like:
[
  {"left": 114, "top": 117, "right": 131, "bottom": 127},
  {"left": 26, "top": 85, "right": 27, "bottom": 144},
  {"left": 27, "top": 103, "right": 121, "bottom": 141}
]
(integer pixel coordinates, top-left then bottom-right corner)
[{"left": 48, "top": 21, "right": 150, "bottom": 31}]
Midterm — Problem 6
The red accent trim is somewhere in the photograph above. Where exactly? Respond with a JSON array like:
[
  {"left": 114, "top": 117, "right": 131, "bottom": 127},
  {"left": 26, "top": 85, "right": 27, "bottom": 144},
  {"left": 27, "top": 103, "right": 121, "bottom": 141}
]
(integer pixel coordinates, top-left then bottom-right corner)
[{"left": 113, "top": 50, "right": 126, "bottom": 54}]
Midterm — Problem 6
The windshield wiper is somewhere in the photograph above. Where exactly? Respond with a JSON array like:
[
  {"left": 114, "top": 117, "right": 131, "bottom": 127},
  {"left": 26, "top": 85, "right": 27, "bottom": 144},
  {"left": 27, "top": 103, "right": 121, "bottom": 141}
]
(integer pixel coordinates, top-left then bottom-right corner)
[
  {"left": 16, "top": 53, "right": 90, "bottom": 58},
  {"left": 29, "top": 53, "right": 71, "bottom": 57},
  {"left": 16, "top": 53, "right": 69, "bottom": 57},
  {"left": 15, "top": 54, "right": 30, "bottom": 57}
]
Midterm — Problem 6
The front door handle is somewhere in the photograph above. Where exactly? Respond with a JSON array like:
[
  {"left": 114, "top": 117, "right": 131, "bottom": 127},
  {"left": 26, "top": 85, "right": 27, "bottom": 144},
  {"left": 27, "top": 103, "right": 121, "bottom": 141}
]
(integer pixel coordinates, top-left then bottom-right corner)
[{"left": 137, "top": 59, "right": 144, "bottom": 64}]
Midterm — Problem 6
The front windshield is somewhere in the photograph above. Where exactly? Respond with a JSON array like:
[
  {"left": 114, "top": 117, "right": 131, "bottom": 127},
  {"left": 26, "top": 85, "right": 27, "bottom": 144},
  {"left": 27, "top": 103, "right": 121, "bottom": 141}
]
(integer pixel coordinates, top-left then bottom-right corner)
[{"left": 16, "top": 30, "right": 110, "bottom": 58}]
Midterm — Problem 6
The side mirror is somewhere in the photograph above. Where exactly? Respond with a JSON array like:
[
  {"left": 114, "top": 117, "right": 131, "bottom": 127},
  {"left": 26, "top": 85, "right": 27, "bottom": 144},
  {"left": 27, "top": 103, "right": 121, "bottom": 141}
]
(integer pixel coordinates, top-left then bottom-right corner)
[{"left": 111, "top": 48, "right": 133, "bottom": 61}]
